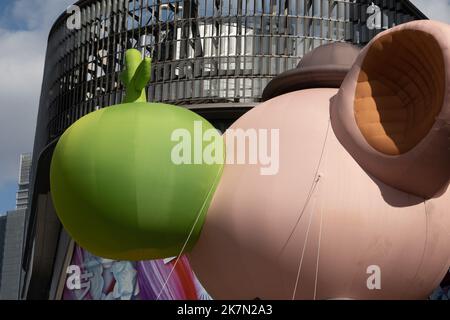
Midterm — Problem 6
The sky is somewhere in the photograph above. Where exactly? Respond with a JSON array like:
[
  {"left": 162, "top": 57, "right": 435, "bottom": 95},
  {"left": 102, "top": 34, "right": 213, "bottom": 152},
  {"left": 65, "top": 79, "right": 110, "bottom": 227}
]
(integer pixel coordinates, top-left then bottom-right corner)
[
  {"left": 0, "top": 0, "right": 74, "bottom": 214},
  {"left": 0, "top": 0, "right": 449, "bottom": 215}
]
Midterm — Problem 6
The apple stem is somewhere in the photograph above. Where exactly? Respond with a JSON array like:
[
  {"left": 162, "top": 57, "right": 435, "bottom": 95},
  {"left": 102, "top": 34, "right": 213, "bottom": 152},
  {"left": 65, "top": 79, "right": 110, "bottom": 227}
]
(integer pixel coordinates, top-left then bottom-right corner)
[{"left": 120, "top": 49, "right": 152, "bottom": 103}]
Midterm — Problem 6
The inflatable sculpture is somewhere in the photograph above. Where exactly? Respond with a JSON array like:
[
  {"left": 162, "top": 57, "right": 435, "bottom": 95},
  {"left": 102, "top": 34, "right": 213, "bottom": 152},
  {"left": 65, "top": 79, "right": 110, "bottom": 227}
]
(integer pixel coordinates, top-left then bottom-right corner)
[
  {"left": 51, "top": 20, "right": 450, "bottom": 299},
  {"left": 50, "top": 49, "right": 224, "bottom": 260}
]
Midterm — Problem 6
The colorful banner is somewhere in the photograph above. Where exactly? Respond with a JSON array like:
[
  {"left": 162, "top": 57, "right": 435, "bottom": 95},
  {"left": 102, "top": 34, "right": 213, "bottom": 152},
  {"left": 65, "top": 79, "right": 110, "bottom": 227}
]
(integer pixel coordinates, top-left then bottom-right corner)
[
  {"left": 430, "top": 271, "right": 450, "bottom": 300},
  {"left": 63, "top": 245, "right": 210, "bottom": 300}
]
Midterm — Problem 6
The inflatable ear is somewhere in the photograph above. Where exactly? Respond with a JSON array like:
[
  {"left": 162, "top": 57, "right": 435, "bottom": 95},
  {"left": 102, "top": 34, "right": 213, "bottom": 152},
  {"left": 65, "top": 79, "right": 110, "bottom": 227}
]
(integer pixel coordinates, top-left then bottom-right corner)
[{"left": 331, "top": 21, "right": 450, "bottom": 199}]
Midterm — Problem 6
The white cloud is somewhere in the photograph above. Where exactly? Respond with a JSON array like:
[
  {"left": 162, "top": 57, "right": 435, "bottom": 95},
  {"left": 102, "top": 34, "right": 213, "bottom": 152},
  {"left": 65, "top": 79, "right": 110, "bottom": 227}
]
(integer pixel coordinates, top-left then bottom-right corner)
[
  {"left": 0, "top": 0, "right": 74, "bottom": 188},
  {"left": 411, "top": 0, "right": 450, "bottom": 23}
]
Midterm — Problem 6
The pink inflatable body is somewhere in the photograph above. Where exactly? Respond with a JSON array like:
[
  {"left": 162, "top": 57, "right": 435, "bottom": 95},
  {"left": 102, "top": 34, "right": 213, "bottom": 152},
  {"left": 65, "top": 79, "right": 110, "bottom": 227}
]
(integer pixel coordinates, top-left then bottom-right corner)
[{"left": 189, "top": 21, "right": 450, "bottom": 300}]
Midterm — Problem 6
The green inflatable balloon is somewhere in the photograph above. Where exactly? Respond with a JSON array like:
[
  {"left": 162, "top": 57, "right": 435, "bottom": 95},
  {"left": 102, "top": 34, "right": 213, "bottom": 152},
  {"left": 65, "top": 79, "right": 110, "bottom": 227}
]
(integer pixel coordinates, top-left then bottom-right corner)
[{"left": 50, "top": 49, "right": 224, "bottom": 260}]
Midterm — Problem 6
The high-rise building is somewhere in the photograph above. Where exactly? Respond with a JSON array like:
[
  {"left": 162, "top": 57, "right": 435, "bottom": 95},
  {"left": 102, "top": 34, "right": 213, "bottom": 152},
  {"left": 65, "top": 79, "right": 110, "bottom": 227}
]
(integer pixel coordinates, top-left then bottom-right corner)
[
  {"left": 16, "top": 153, "right": 32, "bottom": 210},
  {"left": 22, "top": 0, "right": 429, "bottom": 300},
  {"left": 0, "top": 209, "right": 26, "bottom": 300},
  {"left": 0, "top": 215, "right": 6, "bottom": 290},
  {"left": 0, "top": 153, "right": 32, "bottom": 299}
]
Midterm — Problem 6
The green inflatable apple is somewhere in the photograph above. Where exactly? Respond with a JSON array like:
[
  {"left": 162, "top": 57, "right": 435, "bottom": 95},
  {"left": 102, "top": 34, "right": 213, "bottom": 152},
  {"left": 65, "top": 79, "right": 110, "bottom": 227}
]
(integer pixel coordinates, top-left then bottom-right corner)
[{"left": 50, "top": 49, "right": 224, "bottom": 260}]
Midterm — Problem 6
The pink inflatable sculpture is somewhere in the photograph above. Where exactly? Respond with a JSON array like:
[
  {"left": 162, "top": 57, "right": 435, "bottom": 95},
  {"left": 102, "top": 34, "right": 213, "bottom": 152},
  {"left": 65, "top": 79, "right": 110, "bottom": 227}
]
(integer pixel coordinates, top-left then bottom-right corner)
[{"left": 189, "top": 20, "right": 450, "bottom": 300}]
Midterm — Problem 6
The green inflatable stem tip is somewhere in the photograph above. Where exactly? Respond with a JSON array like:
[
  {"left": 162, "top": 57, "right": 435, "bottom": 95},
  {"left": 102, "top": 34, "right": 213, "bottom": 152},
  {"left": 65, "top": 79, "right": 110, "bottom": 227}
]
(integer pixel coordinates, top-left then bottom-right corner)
[{"left": 120, "top": 49, "right": 152, "bottom": 103}]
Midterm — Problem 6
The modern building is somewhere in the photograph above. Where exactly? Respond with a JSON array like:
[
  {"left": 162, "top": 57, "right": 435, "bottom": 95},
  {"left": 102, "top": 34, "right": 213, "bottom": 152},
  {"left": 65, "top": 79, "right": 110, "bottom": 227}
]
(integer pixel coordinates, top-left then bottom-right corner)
[
  {"left": 16, "top": 153, "right": 32, "bottom": 210},
  {"left": 22, "top": 0, "right": 429, "bottom": 300},
  {"left": 0, "top": 153, "right": 32, "bottom": 299},
  {"left": 0, "top": 215, "right": 6, "bottom": 289},
  {"left": 0, "top": 209, "right": 26, "bottom": 300}
]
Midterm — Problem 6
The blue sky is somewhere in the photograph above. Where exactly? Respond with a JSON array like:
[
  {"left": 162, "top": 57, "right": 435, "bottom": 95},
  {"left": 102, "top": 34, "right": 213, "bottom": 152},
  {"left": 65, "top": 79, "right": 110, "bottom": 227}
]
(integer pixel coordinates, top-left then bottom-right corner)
[
  {"left": 0, "top": 182, "right": 16, "bottom": 214},
  {"left": 0, "top": 0, "right": 449, "bottom": 216},
  {"left": 0, "top": 0, "right": 74, "bottom": 215}
]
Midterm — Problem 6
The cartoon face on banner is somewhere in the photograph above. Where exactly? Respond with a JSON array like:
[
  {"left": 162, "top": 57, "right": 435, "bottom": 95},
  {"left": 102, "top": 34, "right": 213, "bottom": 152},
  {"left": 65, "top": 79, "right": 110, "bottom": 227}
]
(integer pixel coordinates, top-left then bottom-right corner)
[{"left": 63, "top": 245, "right": 210, "bottom": 300}]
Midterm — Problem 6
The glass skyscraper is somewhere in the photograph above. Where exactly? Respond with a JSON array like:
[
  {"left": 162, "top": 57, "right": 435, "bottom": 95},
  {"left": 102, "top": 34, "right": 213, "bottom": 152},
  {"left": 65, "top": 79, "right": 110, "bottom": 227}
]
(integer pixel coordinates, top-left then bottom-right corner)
[
  {"left": 16, "top": 153, "right": 32, "bottom": 210},
  {"left": 1, "top": 154, "right": 30, "bottom": 299}
]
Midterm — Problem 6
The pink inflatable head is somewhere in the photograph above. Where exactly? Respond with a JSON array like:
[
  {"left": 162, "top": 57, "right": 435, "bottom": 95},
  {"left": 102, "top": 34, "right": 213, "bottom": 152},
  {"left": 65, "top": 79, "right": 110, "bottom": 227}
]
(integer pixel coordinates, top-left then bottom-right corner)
[{"left": 189, "top": 20, "right": 450, "bottom": 300}]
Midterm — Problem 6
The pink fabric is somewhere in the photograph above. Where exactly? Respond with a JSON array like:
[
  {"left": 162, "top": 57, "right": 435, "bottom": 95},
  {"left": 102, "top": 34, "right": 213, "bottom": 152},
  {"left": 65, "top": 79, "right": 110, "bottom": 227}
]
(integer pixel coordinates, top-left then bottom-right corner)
[{"left": 190, "top": 87, "right": 450, "bottom": 299}]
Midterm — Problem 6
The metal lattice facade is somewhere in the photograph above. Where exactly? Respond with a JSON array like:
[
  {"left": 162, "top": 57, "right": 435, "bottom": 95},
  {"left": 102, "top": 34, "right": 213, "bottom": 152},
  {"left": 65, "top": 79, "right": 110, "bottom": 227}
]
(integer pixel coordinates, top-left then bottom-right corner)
[
  {"left": 44, "top": 0, "right": 358, "bottom": 141},
  {"left": 350, "top": 0, "right": 424, "bottom": 44}
]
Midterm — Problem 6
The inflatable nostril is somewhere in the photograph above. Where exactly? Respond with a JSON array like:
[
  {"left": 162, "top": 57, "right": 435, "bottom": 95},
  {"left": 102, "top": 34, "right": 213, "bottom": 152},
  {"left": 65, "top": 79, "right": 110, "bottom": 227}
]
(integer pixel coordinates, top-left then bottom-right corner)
[
  {"left": 331, "top": 20, "right": 450, "bottom": 199},
  {"left": 354, "top": 30, "right": 446, "bottom": 156}
]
